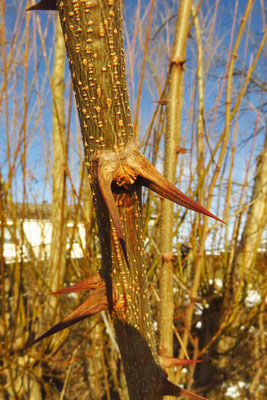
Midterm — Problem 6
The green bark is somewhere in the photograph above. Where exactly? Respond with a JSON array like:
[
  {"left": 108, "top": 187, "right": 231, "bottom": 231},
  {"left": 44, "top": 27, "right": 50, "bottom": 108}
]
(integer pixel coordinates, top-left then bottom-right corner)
[{"left": 159, "top": 0, "right": 192, "bottom": 366}]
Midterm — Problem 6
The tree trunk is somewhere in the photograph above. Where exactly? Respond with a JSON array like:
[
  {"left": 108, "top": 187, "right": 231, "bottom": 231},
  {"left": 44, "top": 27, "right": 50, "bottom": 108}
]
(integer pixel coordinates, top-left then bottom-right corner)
[
  {"left": 56, "top": 1, "right": 164, "bottom": 398},
  {"left": 159, "top": 0, "right": 192, "bottom": 368},
  {"left": 49, "top": 15, "right": 67, "bottom": 303}
]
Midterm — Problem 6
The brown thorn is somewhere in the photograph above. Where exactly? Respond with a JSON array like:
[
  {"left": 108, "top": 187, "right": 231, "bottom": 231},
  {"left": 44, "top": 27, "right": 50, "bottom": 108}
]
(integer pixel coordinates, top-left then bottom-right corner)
[
  {"left": 25, "top": 287, "right": 108, "bottom": 348},
  {"left": 128, "top": 144, "right": 224, "bottom": 224},
  {"left": 176, "top": 146, "right": 190, "bottom": 154},
  {"left": 159, "top": 355, "right": 203, "bottom": 369},
  {"left": 50, "top": 273, "right": 102, "bottom": 295},
  {"left": 97, "top": 164, "right": 129, "bottom": 267},
  {"left": 26, "top": 0, "right": 57, "bottom": 11},
  {"left": 153, "top": 99, "right": 167, "bottom": 105},
  {"left": 162, "top": 379, "right": 208, "bottom": 400},
  {"left": 170, "top": 58, "right": 188, "bottom": 69}
]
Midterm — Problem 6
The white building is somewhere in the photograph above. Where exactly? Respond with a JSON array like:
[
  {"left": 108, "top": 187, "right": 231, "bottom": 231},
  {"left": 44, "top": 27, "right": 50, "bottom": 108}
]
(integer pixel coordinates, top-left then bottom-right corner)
[{"left": 3, "top": 203, "right": 86, "bottom": 263}]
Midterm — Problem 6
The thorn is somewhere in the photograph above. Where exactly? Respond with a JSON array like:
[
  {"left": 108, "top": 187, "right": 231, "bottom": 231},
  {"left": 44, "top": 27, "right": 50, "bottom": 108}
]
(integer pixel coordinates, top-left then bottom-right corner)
[
  {"left": 25, "top": 286, "right": 108, "bottom": 347},
  {"left": 127, "top": 143, "right": 224, "bottom": 224},
  {"left": 153, "top": 99, "right": 167, "bottom": 105},
  {"left": 97, "top": 162, "right": 129, "bottom": 267},
  {"left": 170, "top": 58, "right": 188, "bottom": 70},
  {"left": 176, "top": 146, "right": 190, "bottom": 154},
  {"left": 162, "top": 379, "right": 208, "bottom": 400},
  {"left": 159, "top": 355, "right": 203, "bottom": 369},
  {"left": 50, "top": 273, "right": 102, "bottom": 295},
  {"left": 26, "top": 0, "right": 57, "bottom": 10},
  {"left": 93, "top": 140, "right": 223, "bottom": 271}
]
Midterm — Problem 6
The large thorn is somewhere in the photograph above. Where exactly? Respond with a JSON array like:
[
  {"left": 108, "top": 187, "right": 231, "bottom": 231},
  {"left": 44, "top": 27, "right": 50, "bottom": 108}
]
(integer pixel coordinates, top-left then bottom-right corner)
[
  {"left": 51, "top": 273, "right": 102, "bottom": 295},
  {"left": 97, "top": 162, "right": 129, "bottom": 266},
  {"left": 94, "top": 140, "right": 223, "bottom": 268},
  {"left": 162, "top": 379, "right": 208, "bottom": 400},
  {"left": 127, "top": 142, "right": 224, "bottom": 224},
  {"left": 26, "top": 0, "right": 57, "bottom": 10},
  {"left": 26, "top": 285, "right": 107, "bottom": 347},
  {"left": 159, "top": 355, "right": 202, "bottom": 369}
]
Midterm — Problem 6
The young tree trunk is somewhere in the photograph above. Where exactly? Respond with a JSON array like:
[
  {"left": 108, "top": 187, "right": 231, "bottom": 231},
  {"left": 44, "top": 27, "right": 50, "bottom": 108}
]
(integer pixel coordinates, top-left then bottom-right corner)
[
  {"left": 47, "top": 15, "right": 67, "bottom": 314},
  {"left": 159, "top": 0, "right": 192, "bottom": 367}
]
